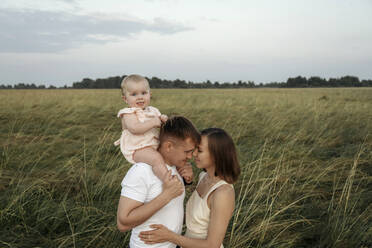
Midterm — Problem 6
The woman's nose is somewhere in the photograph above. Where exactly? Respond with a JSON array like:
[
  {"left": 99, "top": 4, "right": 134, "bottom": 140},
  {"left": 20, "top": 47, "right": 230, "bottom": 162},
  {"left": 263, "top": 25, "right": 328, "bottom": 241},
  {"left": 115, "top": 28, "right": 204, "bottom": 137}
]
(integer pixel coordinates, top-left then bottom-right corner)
[{"left": 193, "top": 149, "right": 198, "bottom": 157}]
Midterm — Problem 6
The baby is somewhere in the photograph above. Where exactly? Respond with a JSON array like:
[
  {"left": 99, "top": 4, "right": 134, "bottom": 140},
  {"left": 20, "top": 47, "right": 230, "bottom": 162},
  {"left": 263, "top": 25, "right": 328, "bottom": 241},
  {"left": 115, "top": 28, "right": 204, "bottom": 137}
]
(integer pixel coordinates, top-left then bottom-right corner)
[{"left": 114, "top": 74, "right": 191, "bottom": 183}]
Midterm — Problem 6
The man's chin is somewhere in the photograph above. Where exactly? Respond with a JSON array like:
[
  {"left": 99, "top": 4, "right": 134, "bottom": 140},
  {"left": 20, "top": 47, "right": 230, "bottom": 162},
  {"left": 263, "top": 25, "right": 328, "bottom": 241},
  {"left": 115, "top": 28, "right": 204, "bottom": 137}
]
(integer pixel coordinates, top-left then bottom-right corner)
[{"left": 176, "top": 161, "right": 187, "bottom": 167}]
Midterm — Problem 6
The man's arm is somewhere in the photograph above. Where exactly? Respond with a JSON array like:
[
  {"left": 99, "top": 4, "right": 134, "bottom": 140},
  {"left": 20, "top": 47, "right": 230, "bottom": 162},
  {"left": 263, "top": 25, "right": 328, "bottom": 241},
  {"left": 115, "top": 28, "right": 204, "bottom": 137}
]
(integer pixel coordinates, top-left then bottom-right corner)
[
  {"left": 117, "top": 194, "right": 172, "bottom": 232},
  {"left": 117, "top": 171, "right": 183, "bottom": 232}
]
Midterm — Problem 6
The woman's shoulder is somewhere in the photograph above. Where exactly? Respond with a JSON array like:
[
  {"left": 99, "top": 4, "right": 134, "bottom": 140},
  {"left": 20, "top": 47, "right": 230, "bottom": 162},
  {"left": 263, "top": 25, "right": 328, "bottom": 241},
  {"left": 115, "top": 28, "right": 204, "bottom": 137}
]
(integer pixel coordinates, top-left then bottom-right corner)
[
  {"left": 209, "top": 182, "right": 234, "bottom": 205},
  {"left": 215, "top": 183, "right": 234, "bottom": 195}
]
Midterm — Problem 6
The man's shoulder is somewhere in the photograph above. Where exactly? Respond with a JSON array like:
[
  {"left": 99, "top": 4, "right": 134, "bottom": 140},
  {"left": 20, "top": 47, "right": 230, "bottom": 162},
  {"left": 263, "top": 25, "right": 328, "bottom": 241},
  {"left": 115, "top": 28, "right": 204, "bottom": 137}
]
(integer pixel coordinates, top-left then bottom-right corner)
[
  {"left": 125, "top": 162, "right": 152, "bottom": 176},
  {"left": 124, "top": 163, "right": 178, "bottom": 182},
  {"left": 121, "top": 163, "right": 156, "bottom": 189}
]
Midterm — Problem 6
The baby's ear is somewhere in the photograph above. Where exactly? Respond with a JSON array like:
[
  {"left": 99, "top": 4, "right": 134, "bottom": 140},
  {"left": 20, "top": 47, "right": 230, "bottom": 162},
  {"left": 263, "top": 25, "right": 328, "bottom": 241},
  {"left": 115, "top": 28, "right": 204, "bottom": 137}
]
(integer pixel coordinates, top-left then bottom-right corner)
[{"left": 122, "top": 95, "right": 127, "bottom": 103}]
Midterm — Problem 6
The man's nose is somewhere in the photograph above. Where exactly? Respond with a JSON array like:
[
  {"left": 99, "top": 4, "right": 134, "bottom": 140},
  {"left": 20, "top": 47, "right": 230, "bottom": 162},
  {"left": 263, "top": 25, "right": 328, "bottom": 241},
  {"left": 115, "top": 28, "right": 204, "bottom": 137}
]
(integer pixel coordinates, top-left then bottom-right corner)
[{"left": 186, "top": 152, "right": 193, "bottom": 160}]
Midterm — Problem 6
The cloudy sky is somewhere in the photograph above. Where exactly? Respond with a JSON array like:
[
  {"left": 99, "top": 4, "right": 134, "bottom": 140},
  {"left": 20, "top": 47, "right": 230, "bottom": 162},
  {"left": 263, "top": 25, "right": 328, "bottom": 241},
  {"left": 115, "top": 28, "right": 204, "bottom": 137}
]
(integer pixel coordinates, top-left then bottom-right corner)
[{"left": 1, "top": 0, "right": 372, "bottom": 86}]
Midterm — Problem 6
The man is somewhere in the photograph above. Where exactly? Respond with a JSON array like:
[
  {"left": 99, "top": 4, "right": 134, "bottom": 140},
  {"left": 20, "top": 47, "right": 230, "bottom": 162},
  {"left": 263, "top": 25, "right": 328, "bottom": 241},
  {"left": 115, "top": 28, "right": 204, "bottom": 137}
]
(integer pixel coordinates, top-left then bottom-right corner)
[{"left": 117, "top": 116, "right": 201, "bottom": 248}]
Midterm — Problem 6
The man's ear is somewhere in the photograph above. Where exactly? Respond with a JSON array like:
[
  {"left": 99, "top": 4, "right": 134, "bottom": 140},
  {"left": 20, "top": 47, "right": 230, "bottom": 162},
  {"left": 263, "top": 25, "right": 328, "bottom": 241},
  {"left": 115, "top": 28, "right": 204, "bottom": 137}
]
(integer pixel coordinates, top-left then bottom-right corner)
[{"left": 163, "top": 140, "right": 173, "bottom": 153}]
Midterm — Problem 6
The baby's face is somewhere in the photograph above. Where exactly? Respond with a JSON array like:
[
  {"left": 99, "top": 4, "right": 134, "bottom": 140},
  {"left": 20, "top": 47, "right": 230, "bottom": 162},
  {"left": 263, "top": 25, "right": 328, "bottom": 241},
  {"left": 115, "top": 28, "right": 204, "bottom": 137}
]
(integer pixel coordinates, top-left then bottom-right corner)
[{"left": 124, "top": 81, "right": 151, "bottom": 109}]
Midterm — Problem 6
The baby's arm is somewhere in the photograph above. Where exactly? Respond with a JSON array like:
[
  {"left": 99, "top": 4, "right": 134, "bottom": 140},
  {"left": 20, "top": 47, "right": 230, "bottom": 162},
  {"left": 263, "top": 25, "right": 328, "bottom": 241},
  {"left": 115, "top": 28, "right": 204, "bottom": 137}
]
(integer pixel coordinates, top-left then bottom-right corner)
[
  {"left": 122, "top": 113, "right": 161, "bottom": 135},
  {"left": 133, "top": 147, "right": 168, "bottom": 182}
]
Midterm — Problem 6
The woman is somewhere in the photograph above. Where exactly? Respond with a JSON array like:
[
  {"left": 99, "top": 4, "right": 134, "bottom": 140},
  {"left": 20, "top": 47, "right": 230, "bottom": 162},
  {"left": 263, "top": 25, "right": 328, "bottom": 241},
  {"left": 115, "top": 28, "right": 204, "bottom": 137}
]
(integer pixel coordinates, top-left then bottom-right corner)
[{"left": 139, "top": 128, "right": 241, "bottom": 248}]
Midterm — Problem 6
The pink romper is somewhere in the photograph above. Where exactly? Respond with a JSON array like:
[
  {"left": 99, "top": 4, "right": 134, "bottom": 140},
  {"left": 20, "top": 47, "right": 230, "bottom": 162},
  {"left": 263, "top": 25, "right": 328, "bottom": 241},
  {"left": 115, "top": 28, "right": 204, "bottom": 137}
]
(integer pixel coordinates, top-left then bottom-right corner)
[{"left": 114, "top": 106, "right": 161, "bottom": 164}]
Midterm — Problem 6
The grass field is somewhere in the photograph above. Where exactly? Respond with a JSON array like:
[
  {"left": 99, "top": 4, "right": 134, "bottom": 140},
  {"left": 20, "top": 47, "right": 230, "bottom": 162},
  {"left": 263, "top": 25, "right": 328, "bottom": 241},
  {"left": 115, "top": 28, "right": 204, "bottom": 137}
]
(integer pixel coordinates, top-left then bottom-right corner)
[{"left": 1, "top": 88, "right": 371, "bottom": 248}]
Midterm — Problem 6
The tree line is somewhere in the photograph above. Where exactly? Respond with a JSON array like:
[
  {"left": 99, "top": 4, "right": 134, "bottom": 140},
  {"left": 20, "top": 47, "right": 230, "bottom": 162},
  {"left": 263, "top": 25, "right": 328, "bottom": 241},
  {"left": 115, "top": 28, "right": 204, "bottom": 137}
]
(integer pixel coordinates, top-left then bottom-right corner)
[{"left": 1, "top": 75, "right": 372, "bottom": 89}]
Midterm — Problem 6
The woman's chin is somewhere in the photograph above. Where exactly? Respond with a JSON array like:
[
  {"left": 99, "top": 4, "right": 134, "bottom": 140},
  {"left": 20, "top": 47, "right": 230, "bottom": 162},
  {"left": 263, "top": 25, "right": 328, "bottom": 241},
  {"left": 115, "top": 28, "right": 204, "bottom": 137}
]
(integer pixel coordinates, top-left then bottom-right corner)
[{"left": 195, "top": 163, "right": 203, "bottom": 169}]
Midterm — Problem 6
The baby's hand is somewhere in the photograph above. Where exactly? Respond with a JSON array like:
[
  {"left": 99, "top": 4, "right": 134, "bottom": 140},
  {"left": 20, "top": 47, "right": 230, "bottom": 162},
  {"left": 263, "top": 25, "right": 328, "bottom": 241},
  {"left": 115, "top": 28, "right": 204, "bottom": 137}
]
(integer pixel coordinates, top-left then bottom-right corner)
[
  {"left": 151, "top": 116, "right": 161, "bottom": 128},
  {"left": 177, "top": 163, "right": 193, "bottom": 184},
  {"left": 160, "top": 114, "right": 168, "bottom": 123},
  {"left": 183, "top": 175, "right": 193, "bottom": 184}
]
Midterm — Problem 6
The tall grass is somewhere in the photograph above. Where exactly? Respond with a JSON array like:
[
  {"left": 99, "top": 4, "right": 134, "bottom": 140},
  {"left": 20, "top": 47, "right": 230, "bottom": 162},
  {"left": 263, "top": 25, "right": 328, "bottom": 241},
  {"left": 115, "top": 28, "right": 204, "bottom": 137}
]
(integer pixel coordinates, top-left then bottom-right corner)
[{"left": 1, "top": 88, "right": 371, "bottom": 247}]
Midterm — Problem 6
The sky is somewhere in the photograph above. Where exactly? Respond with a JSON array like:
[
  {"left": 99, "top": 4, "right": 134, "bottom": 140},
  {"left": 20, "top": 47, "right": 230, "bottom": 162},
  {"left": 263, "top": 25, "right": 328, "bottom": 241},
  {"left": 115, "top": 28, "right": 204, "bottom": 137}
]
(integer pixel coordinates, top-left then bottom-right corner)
[{"left": 1, "top": 0, "right": 372, "bottom": 86}]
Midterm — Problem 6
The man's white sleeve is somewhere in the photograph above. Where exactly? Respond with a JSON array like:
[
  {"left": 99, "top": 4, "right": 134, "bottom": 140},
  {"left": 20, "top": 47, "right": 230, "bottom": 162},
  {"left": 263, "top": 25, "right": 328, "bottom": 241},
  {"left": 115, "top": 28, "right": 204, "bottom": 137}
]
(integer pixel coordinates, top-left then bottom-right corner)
[{"left": 121, "top": 164, "right": 149, "bottom": 203}]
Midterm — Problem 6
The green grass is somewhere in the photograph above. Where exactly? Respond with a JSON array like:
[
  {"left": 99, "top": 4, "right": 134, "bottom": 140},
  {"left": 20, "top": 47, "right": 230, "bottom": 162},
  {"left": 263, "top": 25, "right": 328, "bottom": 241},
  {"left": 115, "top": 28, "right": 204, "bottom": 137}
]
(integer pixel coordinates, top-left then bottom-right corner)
[{"left": 1, "top": 88, "right": 371, "bottom": 247}]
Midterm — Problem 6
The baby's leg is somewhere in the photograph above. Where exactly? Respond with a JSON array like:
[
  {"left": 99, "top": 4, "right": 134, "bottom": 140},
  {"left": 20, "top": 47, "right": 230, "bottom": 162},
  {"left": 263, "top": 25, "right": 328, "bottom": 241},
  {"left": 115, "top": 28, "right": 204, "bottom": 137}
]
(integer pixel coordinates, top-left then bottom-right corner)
[{"left": 133, "top": 147, "right": 168, "bottom": 182}]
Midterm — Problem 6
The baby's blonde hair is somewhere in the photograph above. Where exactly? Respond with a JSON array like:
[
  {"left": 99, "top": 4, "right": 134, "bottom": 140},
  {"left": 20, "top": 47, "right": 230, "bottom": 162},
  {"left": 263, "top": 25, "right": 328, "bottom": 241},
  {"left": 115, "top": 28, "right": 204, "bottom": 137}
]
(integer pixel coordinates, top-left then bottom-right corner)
[{"left": 121, "top": 74, "right": 150, "bottom": 96}]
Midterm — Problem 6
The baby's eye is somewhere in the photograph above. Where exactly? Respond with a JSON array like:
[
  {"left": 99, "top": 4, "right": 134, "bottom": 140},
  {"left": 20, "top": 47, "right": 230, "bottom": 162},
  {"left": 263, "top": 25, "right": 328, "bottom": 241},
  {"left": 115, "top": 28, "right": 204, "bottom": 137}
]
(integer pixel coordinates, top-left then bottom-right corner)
[
  {"left": 131, "top": 93, "right": 136, "bottom": 96},
  {"left": 142, "top": 91, "right": 147, "bottom": 95}
]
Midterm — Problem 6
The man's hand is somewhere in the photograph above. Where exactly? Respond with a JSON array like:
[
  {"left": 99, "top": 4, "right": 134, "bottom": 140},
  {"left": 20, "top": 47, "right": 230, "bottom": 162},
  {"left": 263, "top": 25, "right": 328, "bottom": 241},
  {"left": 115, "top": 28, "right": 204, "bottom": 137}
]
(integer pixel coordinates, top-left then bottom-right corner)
[{"left": 162, "top": 170, "right": 184, "bottom": 200}]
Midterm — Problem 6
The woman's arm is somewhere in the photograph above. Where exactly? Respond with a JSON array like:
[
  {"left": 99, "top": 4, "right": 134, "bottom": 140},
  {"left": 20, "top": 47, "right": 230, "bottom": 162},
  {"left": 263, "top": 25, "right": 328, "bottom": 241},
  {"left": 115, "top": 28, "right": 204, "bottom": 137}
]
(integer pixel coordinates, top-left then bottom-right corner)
[
  {"left": 121, "top": 113, "right": 161, "bottom": 134},
  {"left": 139, "top": 185, "right": 235, "bottom": 248}
]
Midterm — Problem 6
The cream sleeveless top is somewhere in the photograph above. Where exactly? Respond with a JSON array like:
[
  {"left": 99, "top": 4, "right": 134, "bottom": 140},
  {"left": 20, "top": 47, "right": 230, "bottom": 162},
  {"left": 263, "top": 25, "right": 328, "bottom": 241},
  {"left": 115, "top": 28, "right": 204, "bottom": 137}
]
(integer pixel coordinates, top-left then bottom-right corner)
[{"left": 185, "top": 171, "right": 233, "bottom": 248}]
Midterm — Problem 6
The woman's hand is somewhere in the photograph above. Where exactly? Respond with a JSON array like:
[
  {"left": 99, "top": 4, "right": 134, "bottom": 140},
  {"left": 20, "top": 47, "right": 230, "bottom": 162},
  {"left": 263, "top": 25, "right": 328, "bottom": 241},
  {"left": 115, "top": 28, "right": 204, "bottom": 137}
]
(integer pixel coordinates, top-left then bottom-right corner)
[{"left": 139, "top": 224, "right": 171, "bottom": 244}]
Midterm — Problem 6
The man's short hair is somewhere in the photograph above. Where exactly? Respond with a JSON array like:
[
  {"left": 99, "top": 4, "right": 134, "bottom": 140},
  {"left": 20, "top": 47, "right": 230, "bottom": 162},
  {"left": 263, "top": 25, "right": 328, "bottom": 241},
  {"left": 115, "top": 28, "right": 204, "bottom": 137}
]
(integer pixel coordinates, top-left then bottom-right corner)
[{"left": 159, "top": 116, "right": 200, "bottom": 146}]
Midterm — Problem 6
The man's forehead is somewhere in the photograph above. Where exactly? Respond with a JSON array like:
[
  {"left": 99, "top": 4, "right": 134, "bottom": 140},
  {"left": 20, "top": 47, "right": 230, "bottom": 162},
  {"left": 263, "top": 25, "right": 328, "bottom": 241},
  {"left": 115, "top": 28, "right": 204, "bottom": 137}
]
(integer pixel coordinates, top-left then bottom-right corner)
[{"left": 180, "top": 137, "right": 196, "bottom": 150}]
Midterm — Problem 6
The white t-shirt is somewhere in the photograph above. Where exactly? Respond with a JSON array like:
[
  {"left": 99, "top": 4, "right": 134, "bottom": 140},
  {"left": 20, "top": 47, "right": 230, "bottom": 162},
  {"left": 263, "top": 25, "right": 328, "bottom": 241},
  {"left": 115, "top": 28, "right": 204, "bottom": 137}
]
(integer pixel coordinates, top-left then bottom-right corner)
[{"left": 121, "top": 162, "right": 185, "bottom": 248}]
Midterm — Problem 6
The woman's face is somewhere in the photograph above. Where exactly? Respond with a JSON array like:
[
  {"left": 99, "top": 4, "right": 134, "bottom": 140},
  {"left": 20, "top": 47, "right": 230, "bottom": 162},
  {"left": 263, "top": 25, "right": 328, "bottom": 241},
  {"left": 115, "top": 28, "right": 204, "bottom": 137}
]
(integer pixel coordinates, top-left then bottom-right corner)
[{"left": 195, "top": 136, "right": 214, "bottom": 169}]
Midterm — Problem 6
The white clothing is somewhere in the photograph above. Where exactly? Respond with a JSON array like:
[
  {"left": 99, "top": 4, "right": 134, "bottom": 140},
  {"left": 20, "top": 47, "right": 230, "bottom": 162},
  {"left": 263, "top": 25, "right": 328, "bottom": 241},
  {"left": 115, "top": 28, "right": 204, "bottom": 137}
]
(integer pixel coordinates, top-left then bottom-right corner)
[
  {"left": 121, "top": 162, "right": 185, "bottom": 248},
  {"left": 185, "top": 171, "right": 233, "bottom": 248}
]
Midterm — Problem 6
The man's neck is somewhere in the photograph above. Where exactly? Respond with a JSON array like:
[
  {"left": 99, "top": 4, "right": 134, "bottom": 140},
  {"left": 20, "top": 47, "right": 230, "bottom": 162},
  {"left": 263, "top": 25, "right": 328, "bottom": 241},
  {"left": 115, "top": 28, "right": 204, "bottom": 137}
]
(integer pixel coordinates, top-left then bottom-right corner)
[{"left": 164, "top": 161, "right": 176, "bottom": 169}]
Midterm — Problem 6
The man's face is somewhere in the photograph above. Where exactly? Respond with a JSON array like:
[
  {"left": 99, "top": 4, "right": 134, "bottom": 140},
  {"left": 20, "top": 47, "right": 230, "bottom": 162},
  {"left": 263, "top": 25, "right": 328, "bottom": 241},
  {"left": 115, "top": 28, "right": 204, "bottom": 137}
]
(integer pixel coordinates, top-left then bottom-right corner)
[{"left": 166, "top": 137, "right": 196, "bottom": 168}]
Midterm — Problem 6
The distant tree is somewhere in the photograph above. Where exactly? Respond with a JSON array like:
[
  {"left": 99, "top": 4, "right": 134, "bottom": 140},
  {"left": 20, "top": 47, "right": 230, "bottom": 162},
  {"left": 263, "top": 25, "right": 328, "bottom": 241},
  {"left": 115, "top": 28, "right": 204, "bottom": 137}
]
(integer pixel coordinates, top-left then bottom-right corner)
[
  {"left": 328, "top": 77, "right": 339, "bottom": 87},
  {"left": 174, "top": 79, "right": 188, "bottom": 88},
  {"left": 247, "top": 81, "right": 255, "bottom": 88},
  {"left": 308, "top": 76, "right": 327, "bottom": 87},
  {"left": 339, "top": 75, "right": 360, "bottom": 87},
  {"left": 205, "top": 80, "right": 212, "bottom": 88},
  {"left": 4, "top": 74, "right": 372, "bottom": 90},
  {"left": 287, "top": 76, "right": 307, "bottom": 87}
]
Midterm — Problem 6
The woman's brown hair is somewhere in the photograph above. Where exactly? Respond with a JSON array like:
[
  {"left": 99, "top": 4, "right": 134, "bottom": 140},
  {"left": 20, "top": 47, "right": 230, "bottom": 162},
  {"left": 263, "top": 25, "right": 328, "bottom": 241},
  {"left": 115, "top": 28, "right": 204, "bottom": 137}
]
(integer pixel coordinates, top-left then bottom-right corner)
[{"left": 201, "top": 128, "right": 240, "bottom": 184}]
